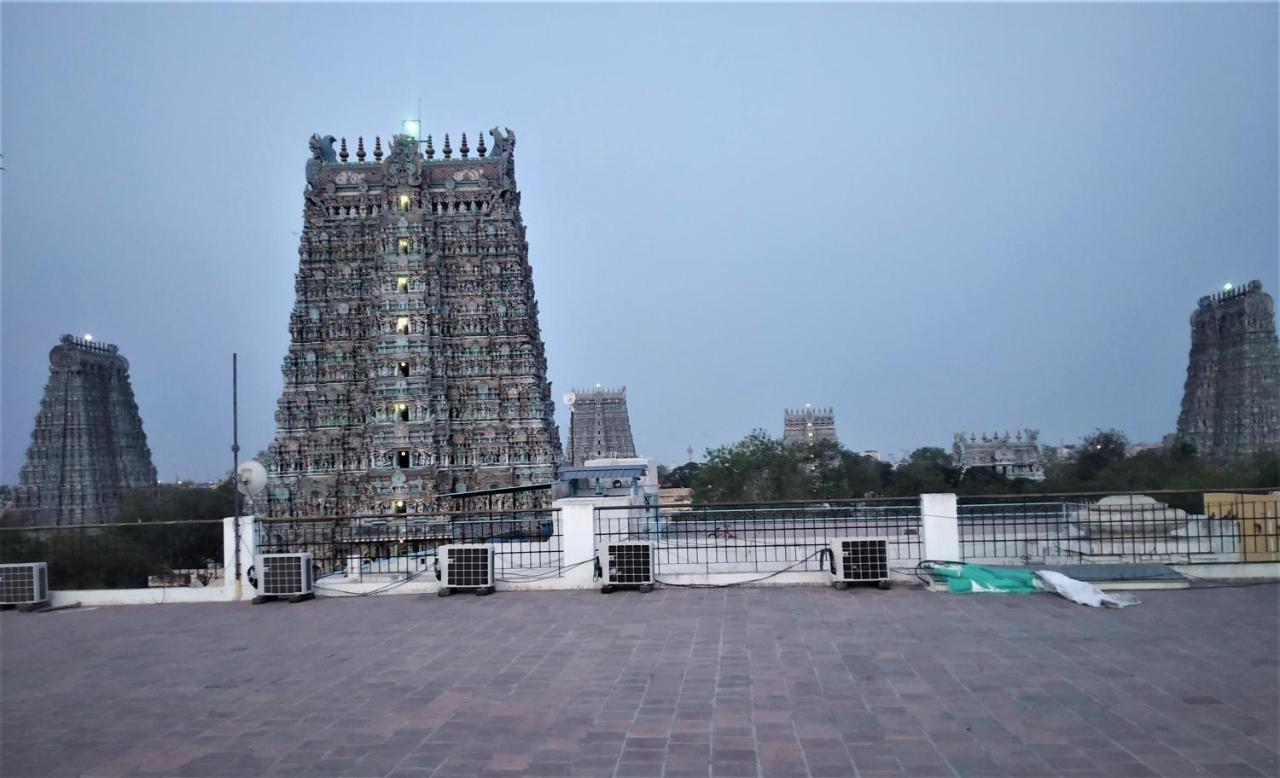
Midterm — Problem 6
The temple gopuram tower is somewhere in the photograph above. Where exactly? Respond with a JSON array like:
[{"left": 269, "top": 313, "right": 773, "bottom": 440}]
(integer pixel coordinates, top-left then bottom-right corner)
[
  {"left": 564, "top": 387, "right": 636, "bottom": 465},
  {"left": 265, "top": 128, "right": 562, "bottom": 517},
  {"left": 783, "top": 405, "right": 838, "bottom": 447},
  {"left": 12, "top": 335, "right": 157, "bottom": 525},
  {"left": 1176, "top": 280, "right": 1280, "bottom": 458}
]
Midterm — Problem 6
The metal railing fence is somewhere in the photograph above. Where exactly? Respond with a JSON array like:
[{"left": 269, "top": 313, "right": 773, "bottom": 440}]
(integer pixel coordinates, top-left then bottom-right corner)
[
  {"left": 958, "top": 489, "right": 1279, "bottom": 565},
  {"left": 0, "top": 520, "right": 225, "bottom": 590},
  {"left": 595, "top": 499, "right": 922, "bottom": 576},
  {"left": 254, "top": 510, "right": 562, "bottom": 581}
]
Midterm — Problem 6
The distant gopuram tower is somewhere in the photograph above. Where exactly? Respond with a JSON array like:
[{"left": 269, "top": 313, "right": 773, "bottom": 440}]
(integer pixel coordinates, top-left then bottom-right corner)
[
  {"left": 783, "top": 405, "right": 838, "bottom": 446},
  {"left": 13, "top": 335, "right": 157, "bottom": 525},
  {"left": 1176, "top": 280, "right": 1280, "bottom": 458},
  {"left": 564, "top": 387, "right": 636, "bottom": 465},
  {"left": 265, "top": 128, "right": 561, "bottom": 517}
]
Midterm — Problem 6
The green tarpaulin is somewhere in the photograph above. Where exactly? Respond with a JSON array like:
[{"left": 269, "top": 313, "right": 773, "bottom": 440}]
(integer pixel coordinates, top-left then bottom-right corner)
[{"left": 929, "top": 563, "right": 1044, "bottom": 594}]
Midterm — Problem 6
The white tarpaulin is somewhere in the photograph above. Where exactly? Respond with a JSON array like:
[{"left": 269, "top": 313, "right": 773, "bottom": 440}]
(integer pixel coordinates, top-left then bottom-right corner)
[{"left": 1035, "top": 570, "right": 1141, "bottom": 608}]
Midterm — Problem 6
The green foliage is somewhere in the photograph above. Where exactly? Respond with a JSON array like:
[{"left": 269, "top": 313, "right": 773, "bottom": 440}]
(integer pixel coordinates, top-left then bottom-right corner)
[
  {"left": 118, "top": 479, "right": 236, "bottom": 522},
  {"left": 693, "top": 430, "right": 811, "bottom": 503},
  {"left": 659, "top": 462, "right": 703, "bottom": 488},
  {"left": 0, "top": 522, "right": 222, "bottom": 589},
  {"left": 0, "top": 480, "right": 231, "bottom": 589},
  {"left": 692, "top": 432, "right": 894, "bottom": 502},
  {"left": 688, "top": 428, "right": 1278, "bottom": 504}
]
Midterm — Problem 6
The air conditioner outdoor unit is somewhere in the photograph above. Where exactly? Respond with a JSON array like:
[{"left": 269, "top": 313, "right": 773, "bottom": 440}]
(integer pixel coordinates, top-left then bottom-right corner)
[
  {"left": 436, "top": 544, "right": 495, "bottom": 596},
  {"left": 253, "top": 553, "right": 315, "bottom": 604},
  {"left": 599, "top": 541, "right": 655, "bottom": 593},
  {"left": 0, "top": 562, "right": 49, "bottom": 611},
  {"left": 829, "top": 537, "right": 891, "bottom": 590}
]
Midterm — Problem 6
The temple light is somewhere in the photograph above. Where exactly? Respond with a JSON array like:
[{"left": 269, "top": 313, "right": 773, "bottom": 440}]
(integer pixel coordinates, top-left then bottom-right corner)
[
  {"left": 83, "top": 333, "right": 93, "bottom": 342},
  {"left": 402, "top": 119, "right": 420, "bottom": 140},
  {"left": 1223, "top": 283, "right": 1233, "bottom": 291}
]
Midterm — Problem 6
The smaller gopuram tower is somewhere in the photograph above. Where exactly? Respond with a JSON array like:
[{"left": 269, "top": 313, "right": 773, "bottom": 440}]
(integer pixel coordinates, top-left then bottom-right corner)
[
  {"left": 12, "top": 335, "right": 157, "bottom": 525},
  {"left": 1177, "top": 280, "right": 1280, "bottom": 458},
  {"left": 564, "top": 387, "right": 636, "bottom": 465},
  {"left": 783, "top": 405, "right": 838, "bottom": 447}
]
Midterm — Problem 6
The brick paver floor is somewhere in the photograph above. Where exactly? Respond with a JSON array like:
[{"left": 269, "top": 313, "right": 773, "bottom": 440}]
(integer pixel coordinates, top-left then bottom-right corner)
[{"left": 2, "top": 584, "right": 1278, "bottom": 777}]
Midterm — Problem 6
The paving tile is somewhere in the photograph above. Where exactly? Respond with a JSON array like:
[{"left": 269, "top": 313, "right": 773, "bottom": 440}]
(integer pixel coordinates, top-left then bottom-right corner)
[{"left": 1, "top": 586, "right": 1276, "bottom": 778}]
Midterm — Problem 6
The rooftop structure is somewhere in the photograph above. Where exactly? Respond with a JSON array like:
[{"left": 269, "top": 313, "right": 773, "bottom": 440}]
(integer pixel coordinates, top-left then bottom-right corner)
[
  {"left": 952, "top": 429, "right": 1046, "bottom": 481},
  {"left": 1176, "top": 280, "right": 1280, "bottom": 458},
  {"left": 564, "top": 386, "right": 636, "bottom": 465},
  {"left": 11, "top": 335, "right": 157, "bottom": 524},
  {"left": 783, "top": 405, "right": 838, "bottom": 446},
  {"left": 264, "top": 128, "right": 562, "bottom": 517}
]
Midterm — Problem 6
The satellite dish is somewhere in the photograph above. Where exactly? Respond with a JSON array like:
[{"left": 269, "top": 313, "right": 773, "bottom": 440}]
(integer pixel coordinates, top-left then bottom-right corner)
[
  {"left": 563, "top": 391, "right": 576, "bottom": 406},
  {"left": 236, "top": 460, "right": 268, "bottom": 498}
]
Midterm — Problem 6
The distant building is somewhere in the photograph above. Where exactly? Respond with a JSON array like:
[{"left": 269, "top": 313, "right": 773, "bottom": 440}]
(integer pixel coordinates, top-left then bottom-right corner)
[
  {"left": 557, "top": 457, "right": 656, "bottom": 499},
  {"left": 565, "top": 387, "right": 636, "bottom": 465},
  {"left": 658, "top": 487, "right": 693, "bottom": 511},
  {"left": 1176, "top": 280, "right": 1280, "bottom": 458},
  {"left": 1041, "top": 444, "right": 1078, "bottom": 464},
  {"left": 952, "top": 430, "right": 1045, "bottom": 481},
  {"left": 12, "top": 335, "right": 157, "bottom": 524},
  {"left": 783, "top": 405, "right": 838, "bottom": 446},
  {"left": 862, "top": 450, "right": 882, "bottom": 461}
]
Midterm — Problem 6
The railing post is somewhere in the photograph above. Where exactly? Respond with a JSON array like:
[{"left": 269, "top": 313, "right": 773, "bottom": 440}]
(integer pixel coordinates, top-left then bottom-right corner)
[
  {"left": 223, "top": 515, "right": 258, "bottom": 601},
  {"left": 920, "top": 493, "right": 960, "bottom": 562},
  {"left": 553, "top": 499, "right": 598, "bottom": 589}
]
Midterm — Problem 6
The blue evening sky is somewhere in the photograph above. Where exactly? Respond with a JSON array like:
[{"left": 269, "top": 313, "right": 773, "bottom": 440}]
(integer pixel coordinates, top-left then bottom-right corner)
[{"left": 2, "top": 2, "right": 1276, "bottom": 482}]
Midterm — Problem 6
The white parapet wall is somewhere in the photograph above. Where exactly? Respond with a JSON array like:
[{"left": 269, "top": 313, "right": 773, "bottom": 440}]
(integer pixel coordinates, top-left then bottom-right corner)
[{"left": 40, "top": 500, "right": 1273, "bottom": 606}]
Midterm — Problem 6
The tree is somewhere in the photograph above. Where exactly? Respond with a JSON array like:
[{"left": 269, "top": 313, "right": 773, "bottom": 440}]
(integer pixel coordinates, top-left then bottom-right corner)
[
  {"left": 118, "top": 479, "right": 236, "bottom": 523},
  {"left": 1071, "top": 428, "right": 1129, "bottom": 483},
  {"left": 883, "top": 447, "right": 958, "bottom": 497},
  {"left": 956, "top": 466, "right": 1022, "bottom": 495},
  {"left": 811, "top": 446, "right": 891, "bottom": 498},
  {"left": 692, "top": 430, "right": 814, "bottom": 503},
  {"left": 660, "top": 461, "right": 703, "bottom": 489}
]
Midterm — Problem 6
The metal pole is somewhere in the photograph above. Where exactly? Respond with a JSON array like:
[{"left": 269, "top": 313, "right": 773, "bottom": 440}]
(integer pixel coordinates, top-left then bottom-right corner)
[{"left": 232, "top": 353, "right": 242, "bottom": 589}]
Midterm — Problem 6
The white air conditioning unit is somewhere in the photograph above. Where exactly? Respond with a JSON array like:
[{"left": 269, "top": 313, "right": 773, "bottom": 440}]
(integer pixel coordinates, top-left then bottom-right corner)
[
  {"left": 253, "top": 553, "right": 315, "bottom": 603},
  {"left": 830, "top": 537, "right": 891, "bottom": 590},
  {"left": 599, "top": 541, "right": 655, "bottom": 593},
  {"left": 0, "top": 562, "right": 49, "bottom": 610},
  {"left": 436, "top": 544, "right": 495, "bottom": 596}
]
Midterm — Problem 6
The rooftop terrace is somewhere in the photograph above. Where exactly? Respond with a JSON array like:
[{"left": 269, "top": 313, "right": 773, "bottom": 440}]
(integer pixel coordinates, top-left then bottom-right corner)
[{"left": 2, "top": 584, "right": 1277, "bottom": 778}]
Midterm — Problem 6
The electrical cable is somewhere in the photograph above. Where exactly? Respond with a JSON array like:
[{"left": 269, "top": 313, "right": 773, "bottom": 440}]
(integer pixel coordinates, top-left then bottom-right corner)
[
  {"left": 496, "top": 558, "right": 595, "bottom": 582},
  {"left": 312, "top": 566, "right": 433, "bottom": 597},
  {"left": 653, "top": 549, "right": 826, "bottom": 588}
]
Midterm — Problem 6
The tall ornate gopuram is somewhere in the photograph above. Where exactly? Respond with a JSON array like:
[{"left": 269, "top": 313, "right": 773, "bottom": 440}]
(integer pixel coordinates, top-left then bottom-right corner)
[
  {"left": 264, "top": 128, "right": 562, "bottom": 517},
  {"left": 564, "top": 386, "right": 636, "bottom": 465},
  {"left": 12, "top": 335, "right": 157, "bottom": 525},
  {"left": 1176, "top": 280, "right": 1280, "bottom": 458}
]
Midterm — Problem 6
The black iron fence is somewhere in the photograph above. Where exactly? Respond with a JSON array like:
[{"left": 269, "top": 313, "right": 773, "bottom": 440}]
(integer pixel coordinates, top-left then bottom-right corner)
[
  {"left": 595, "top": 500, "right": 922, "bottom": 577},
  {"left": 255, "top": 510, "right": 562, "bottom": 582},
  {"left": 0, "top": 520, "right": 225, "bottom": 590},
  {"left": 958, "top": 489, "right": 1279, "bottom": 565}
]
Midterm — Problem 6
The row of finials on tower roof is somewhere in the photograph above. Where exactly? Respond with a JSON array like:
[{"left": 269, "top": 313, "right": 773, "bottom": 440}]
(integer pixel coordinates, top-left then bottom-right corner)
[{"left": 315, "top": 130, "right": 506, "bottom": 164}]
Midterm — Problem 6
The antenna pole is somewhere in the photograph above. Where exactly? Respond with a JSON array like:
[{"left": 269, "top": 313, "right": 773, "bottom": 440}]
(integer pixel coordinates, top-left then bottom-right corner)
[{"left": 231, "top": 353, "right": 242, "bottom": 586}]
